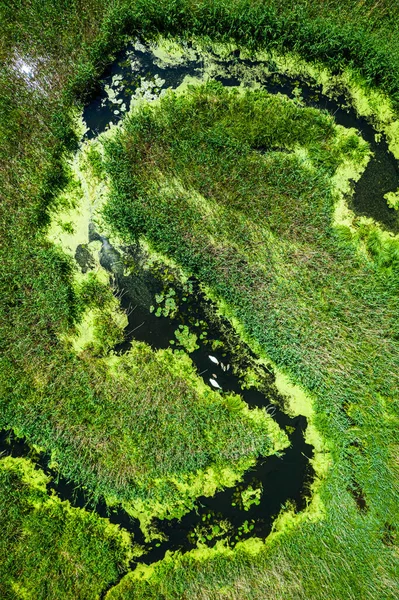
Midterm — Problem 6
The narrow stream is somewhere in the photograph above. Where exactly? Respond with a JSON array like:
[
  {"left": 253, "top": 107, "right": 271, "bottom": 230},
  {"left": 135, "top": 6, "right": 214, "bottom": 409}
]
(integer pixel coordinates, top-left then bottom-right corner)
[
  {"left": 71, "top": 228, "right": 317, "bottom": 562},
  {"left": 1, "top": 236, "right": 314, "bottom": 568},
  {"left": 101, "top": 239, "right": 315, "bottom": 561}
]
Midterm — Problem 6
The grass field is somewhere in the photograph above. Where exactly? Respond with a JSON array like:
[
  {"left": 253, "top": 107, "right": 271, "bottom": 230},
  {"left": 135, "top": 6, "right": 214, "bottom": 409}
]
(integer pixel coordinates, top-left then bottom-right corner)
[
  {"left": 0, "top": 455, "right": 133, "bottom": 599},
  {"left": 1, "top": 1, "right": 399, "bottom": 598}
]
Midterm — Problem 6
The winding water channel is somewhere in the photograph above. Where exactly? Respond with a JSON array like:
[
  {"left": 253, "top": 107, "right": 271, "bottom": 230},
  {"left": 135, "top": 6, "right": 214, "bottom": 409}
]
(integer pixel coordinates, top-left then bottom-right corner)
[
  {"left": 102, "top": 238, "right": 315, "bottom": 557},
  {"left": 0, "top": 250, "right": 314, "bottom": 566},
  {"left": 84, "top": 39, "right": 399, "bottom": 231},
  {"left": 2, "top": 37, "right": 398, "bottom": 579}
]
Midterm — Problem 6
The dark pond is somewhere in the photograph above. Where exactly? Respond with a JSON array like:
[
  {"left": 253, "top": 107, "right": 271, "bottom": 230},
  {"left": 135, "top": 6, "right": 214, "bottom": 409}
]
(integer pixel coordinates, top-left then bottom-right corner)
[{"left": 83, "top": 39, "right": 399, "bottom": 231}]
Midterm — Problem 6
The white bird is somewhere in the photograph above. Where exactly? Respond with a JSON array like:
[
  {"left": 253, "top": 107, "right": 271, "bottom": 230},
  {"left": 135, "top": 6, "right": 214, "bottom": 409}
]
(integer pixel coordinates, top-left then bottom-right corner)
[
  {"left": 20, "top": 62, "right": 33, "bottom": 77},
  {"left": 209, "top": 378, "right": 222, "bottom": 389},
  {"left": 208, "top": 355, "right": 219, "bottom": 365}
]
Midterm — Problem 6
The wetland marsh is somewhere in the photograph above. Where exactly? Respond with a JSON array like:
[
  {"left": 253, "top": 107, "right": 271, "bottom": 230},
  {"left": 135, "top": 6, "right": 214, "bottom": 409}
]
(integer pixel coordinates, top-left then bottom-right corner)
[{"left": 1, "top": 3, "right": 399, "bottom": 599}]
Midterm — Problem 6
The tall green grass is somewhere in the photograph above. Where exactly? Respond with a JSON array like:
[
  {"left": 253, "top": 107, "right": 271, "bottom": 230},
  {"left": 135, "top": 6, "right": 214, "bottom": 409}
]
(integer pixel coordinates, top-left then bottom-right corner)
[{"left": 0, "top": 455, "right": 132, "bottom": 599}]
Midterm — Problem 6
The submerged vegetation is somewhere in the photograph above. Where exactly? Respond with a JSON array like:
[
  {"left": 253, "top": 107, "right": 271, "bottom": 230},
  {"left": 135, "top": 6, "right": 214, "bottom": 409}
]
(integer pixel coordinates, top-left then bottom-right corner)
[{"left": 1, "top": 0, "right": 399, "bottom": 598}]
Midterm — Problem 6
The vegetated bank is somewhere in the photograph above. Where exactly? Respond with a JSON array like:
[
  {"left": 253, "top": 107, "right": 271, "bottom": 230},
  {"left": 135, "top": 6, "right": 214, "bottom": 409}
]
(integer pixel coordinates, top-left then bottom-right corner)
[
  {"left": 0, "top": 453, "right": 134, "bottom": 599},
  {"left": 1, "top": 1, "right": 399, "bottom": 599}
]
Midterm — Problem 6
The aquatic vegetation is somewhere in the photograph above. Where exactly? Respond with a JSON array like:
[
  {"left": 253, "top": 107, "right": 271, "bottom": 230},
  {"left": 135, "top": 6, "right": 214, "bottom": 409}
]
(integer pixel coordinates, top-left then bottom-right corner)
[
  {"left": 232, "top": 482, "right": 262, "bottom": 511},
  {"left": 151, "top": 288, "right": 178, "bottom": 318},
  {"left": 172, "top": 324, "right": 199, "bottom": 353},
  {"left": 385, "top": 190, "right": 399, "bottom": 210}
]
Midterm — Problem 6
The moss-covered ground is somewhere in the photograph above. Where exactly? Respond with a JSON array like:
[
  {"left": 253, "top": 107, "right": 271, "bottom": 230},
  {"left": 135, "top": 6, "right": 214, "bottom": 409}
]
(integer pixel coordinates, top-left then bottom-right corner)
[{"left": 1, "top": 1, "right": 399, "bottom": 598}]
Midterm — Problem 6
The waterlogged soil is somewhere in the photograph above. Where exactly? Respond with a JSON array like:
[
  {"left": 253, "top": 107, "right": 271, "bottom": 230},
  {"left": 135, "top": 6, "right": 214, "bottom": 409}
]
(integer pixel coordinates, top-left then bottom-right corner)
[{"left": 83, "top": 39, "right": 399, "bottom": 231}]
